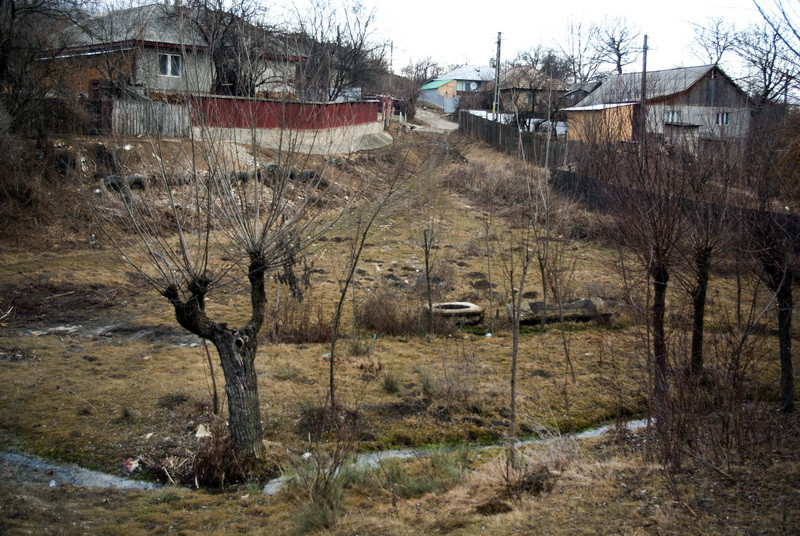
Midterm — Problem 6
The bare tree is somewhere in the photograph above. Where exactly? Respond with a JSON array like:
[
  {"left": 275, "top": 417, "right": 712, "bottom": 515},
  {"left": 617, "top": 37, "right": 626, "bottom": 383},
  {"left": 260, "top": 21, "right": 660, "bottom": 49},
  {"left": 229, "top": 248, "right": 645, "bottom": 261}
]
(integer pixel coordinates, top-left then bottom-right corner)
[
  {"left": 691, "top": 17, "right": 738, "bottom": 66},
  {"left": 291, "top": 0, "right": 386, "bottom": 101},
  {"left": 735, "top": 23, "right": 798, "bottom": 107},
  {"left": 88, "top": 5, "right": 397, "bottom": 463},
  {"left": 0, "top": 0, "right": 87, "bottom": 133},
  {"left": 739, "top": 111, "right": 800, "bottom": 412},
  {"left": 755, "top": 0, "right": 800, "bottom": 62},
  {"left": 401, "top": 56, "right": 442, "bottom": 85},
  {"left": 672, "top": 144, "right": 739, "bottom": 376},
  {"left": 593, "top": 17, "right": 641, "bottom": 75},
  {"left": 187, "top": 0, "right": 275, "bottom": 97},
  {"left": 497, "top": 206, "right": 533, "bottom": 461},
  {"left": 507, "top": 48, "right": 570, "bottom": 133},
  {"left": 579, "top": 117, "right": 689, "bottom": 429},
  {"left": 556, "top": 19, "right": 601, "bottom": 84},
  {"left": 327, "top": 169, "right": 411, "bottom": 409},
  {"left": 102, "top": 151, "right": 337, "bottom": 463}
]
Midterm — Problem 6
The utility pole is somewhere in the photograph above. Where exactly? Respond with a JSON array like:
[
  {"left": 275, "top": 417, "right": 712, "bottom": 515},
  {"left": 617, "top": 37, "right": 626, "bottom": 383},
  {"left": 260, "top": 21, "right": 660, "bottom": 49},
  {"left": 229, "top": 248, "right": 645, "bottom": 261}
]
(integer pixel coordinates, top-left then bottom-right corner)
[
  {"left": 493, "top": 32, "right": 501, "bottom": 122},
  {"left": 639, "top": 34, "right": 648, "bottom": 162}
]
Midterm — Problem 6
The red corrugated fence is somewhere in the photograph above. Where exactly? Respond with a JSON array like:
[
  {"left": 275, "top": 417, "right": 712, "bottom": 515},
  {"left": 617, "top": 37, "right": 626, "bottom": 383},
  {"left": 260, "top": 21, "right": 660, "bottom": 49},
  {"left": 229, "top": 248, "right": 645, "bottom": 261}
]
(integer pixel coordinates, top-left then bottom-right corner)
[{"left": 190, "top": 97, "right": 379, "bottom": 130}]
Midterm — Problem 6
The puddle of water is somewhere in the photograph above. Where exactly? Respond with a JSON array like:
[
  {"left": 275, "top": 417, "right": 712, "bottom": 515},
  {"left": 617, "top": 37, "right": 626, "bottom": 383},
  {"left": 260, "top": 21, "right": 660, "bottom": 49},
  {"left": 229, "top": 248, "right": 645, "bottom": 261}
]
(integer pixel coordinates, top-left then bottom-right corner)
[
  {"left": 0, "top": 451, "right": 161, "bottom": 490},
  {"left": 263, "top": 418, "right": 650, "bottom": 495}
]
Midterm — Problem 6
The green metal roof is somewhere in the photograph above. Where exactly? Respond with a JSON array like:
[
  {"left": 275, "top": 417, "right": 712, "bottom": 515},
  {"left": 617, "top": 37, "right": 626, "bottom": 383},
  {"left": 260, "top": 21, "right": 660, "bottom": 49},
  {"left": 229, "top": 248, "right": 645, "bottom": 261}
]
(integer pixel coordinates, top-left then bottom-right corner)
[{"left": 420, "top": 79, "right": 452, "bottom": 90}]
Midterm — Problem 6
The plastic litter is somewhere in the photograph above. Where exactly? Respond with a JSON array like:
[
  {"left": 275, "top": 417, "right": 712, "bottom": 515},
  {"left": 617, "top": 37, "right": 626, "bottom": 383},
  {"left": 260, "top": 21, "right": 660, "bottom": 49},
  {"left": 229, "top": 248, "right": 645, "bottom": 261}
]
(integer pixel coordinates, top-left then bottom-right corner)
[
  {"left": 48, "top": 480, "right": 57, "bottom": 487},
  {"left": 124, "top": 457, "right": 141, "bottom": 473}
]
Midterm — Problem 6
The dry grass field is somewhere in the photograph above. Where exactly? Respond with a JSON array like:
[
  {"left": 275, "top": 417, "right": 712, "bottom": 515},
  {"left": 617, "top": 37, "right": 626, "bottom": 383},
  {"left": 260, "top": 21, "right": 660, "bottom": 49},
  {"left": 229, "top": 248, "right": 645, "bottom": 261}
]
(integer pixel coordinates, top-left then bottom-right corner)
[{"left": 0, "top": 126, "right": 798, "bottom": 534}]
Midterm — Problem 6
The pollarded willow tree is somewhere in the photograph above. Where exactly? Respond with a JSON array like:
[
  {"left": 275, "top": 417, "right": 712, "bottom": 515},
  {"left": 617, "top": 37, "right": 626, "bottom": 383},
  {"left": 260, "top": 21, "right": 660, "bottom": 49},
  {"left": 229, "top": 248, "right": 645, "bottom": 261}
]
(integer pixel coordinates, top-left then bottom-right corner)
[
  {"left": 73, "top": 0, "right": 413, "bottom": 463},
  {"left": 101, "top": 129, "right": 355, "bottom": 462}
]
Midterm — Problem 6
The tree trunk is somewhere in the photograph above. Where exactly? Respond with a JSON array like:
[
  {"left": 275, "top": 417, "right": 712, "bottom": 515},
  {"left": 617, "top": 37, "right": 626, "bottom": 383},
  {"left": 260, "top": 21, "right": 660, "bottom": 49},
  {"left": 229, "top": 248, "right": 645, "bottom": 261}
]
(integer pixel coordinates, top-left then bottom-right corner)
[
  {"left": 163, "top": 257, "right": 268, "bottom": 462},
  {"left": 759, "top": 235, "right": 795, "bottom": 413},
  {"left": 776, "top": 274, "right": 795, "bottom": 413},
  {"left": 690, "top": 248, "right": 711, "bottom": 375},
  {"left": 213, "top": 327, "right": 264, "bottom": 459},
  {"left": 423, "top": 229, "right": 434, "bottom": 333},
  {"left": 651, "top": 264, "right": 670, "bottom": 416}
]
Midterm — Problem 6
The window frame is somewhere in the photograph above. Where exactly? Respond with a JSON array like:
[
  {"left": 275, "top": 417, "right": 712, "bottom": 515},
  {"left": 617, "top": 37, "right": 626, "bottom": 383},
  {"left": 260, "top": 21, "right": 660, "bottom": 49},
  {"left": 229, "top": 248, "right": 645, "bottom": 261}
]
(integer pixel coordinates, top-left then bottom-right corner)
[
  {"left": 159, "top": 53, "right": 183, "bottom": 78},
  {"left": 664, "top": 110, "right": 682, "bottom": 123},
  {"left": 715, "top": 112, "right": 730, "bottom": 125}
]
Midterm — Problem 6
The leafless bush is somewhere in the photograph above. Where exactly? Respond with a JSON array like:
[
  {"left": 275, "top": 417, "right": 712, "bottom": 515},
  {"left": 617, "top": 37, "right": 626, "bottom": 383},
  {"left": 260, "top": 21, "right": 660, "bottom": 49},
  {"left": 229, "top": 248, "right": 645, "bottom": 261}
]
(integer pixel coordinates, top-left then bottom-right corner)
[
  {"left": 660, "top": 309, "right": 777, "bottom": 471},
  {"left": 442, "top": 162, "right": 531, "bottom": 217},
  {"left": 285, "top": 401, "right": 365, "bottom": 532},
  {"left": 437, "top": 343, "right": 481, "bottom": 409},
  {"left": 262, "top": 294, "right": 333, "bottom": 344},
  {"left": 473, "top": 438, "right": 579, "bottom": 500},
  {"left": 551, "top": 198, "right": 603, "bottom": 240},
  {"left": 190, "top": 419, "right": 247, "bottom": 487},
  {"left": 354, "top": 290, "right": 424, "bottom": 336},
  {"left": 414, "top": 341, "right": 489, "bottom": 414}
]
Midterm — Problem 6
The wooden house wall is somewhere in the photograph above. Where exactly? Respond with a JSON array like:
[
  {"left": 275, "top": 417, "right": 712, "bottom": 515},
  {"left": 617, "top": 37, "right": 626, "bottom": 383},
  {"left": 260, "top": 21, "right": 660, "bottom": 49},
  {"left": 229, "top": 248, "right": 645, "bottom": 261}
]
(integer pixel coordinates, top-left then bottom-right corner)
[
  {"left": 567, "top": 105, "right": 635, "bottom": 143},
  {"left": 437, "top": 80, "right": 457, "bottom": 99},
  {"left": 658, "top": 70, "right": 750, "bottom": 108}
]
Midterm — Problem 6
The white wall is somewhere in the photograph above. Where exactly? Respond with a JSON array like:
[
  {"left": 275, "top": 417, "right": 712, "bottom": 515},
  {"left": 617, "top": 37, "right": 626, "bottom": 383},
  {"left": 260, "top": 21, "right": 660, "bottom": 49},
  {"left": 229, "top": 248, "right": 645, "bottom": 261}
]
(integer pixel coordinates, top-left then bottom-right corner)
[
  {"left": 135, "top": 48, "right": 214, "bottom": 94},
  {"left": 192, "top": 121, "right": 392, "bottom": 155}
]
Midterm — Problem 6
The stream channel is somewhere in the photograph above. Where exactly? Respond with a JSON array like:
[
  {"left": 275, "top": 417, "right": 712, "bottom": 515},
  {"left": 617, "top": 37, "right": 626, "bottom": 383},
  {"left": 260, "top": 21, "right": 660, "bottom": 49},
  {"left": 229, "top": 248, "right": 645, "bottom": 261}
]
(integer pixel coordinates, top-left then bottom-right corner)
[
  {"left": 262, "top": 418, "right": 649, "bottom": 494},
  {"left": 0, "top": 419, "right": 648, "bottom": 494}
]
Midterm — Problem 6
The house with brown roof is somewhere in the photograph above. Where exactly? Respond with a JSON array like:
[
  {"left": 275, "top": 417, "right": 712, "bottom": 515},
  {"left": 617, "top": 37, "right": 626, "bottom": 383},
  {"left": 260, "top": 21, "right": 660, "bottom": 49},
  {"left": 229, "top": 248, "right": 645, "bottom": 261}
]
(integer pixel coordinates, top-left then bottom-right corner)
[
  {"left": 55, "top": 3, "right": 305, "bottom": 100},
  {"left": 480, "top": 65, "right": 567, "bottom": 116},
  {"left": 564, "top": 65, "right": 751, "bottom": 149}
]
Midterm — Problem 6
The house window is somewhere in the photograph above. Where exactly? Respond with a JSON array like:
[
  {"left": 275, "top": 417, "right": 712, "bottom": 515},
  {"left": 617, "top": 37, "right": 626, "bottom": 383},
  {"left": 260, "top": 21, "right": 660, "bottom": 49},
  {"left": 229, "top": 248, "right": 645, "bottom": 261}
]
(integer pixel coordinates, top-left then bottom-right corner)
[
  {"left": 159, "top": 54, "right": 182, "bottom": 77},
  {"left": 665, "top": 110, "right": 682, "bottom": 123},
  {"left": 716, "top": 112, "right": 730, "bottom": 125}
]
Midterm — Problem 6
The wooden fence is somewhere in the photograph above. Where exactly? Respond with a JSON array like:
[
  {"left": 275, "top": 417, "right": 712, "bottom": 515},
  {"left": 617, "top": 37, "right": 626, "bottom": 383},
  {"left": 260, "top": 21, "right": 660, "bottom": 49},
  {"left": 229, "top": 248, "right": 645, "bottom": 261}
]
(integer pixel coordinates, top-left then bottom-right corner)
[
  {"left": 458, "top": 111, "right": 577, "bottom": 169},
  {"left": 111, "top": 99, "right": 190, "bottom": 137}
]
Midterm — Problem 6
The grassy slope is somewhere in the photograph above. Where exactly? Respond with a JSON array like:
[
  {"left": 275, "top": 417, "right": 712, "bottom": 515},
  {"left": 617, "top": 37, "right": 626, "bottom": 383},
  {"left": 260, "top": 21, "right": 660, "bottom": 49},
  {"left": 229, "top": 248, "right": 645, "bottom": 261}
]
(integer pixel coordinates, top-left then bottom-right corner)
[{"left": 0, "top": 131, "right": 797, "bottom": 534}]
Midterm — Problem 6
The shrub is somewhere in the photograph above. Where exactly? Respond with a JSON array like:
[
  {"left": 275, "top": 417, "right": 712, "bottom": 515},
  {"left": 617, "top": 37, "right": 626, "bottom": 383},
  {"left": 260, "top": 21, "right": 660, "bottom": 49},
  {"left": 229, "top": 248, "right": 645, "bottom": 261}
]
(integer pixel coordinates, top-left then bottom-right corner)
[
  {"left": 414, "top": 344, "right": 484, "bottom": 412},
  {"left": 262, "top": 296, "right": 332, "bottom": 344},
  {"left": 190, "top": 419, "right": 247, "bottom": 487},
  {"left": 283, "top": 406, "right": 365, "bottom": 534},
  {"left": 472, "top": 441, "right": 577, "bottom": 500},
  {"left": 296, "top": 402, "right": 371, "bottom": 443},
  {"left": 354, "top": 290, "right": 423, "bottom": 337},
  {"left": 379, "top": 446, "right": 470, "bottom": 499},
  {"left": 348, "top": 337, "right": 371, "bottom": 357},
  {"left": 382, "top": 372, "right": 400, "bottom": 394}
]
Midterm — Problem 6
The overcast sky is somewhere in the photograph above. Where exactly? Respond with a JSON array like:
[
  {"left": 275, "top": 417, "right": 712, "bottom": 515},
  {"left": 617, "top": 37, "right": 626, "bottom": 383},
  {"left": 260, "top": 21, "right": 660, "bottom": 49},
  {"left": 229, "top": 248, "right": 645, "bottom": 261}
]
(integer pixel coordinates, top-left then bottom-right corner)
[{"left": 290, "top": 0, "right": 767, "bottom": 76}]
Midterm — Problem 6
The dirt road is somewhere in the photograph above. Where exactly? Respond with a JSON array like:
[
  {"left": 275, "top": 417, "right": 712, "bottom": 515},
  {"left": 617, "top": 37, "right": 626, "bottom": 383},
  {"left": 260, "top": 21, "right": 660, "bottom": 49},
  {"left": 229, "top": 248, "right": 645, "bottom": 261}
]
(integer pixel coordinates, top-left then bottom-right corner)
[{"left": 412, "top": 106, "right": 459, "bottom": 133}]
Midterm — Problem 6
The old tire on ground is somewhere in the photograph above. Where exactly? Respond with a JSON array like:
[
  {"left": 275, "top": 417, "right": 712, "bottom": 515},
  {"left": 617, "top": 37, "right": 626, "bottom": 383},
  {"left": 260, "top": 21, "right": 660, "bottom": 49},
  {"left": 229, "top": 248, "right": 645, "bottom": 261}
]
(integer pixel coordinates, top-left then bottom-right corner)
[{"left": 429, "top": 302, "right": 484, "bottom": 324}]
